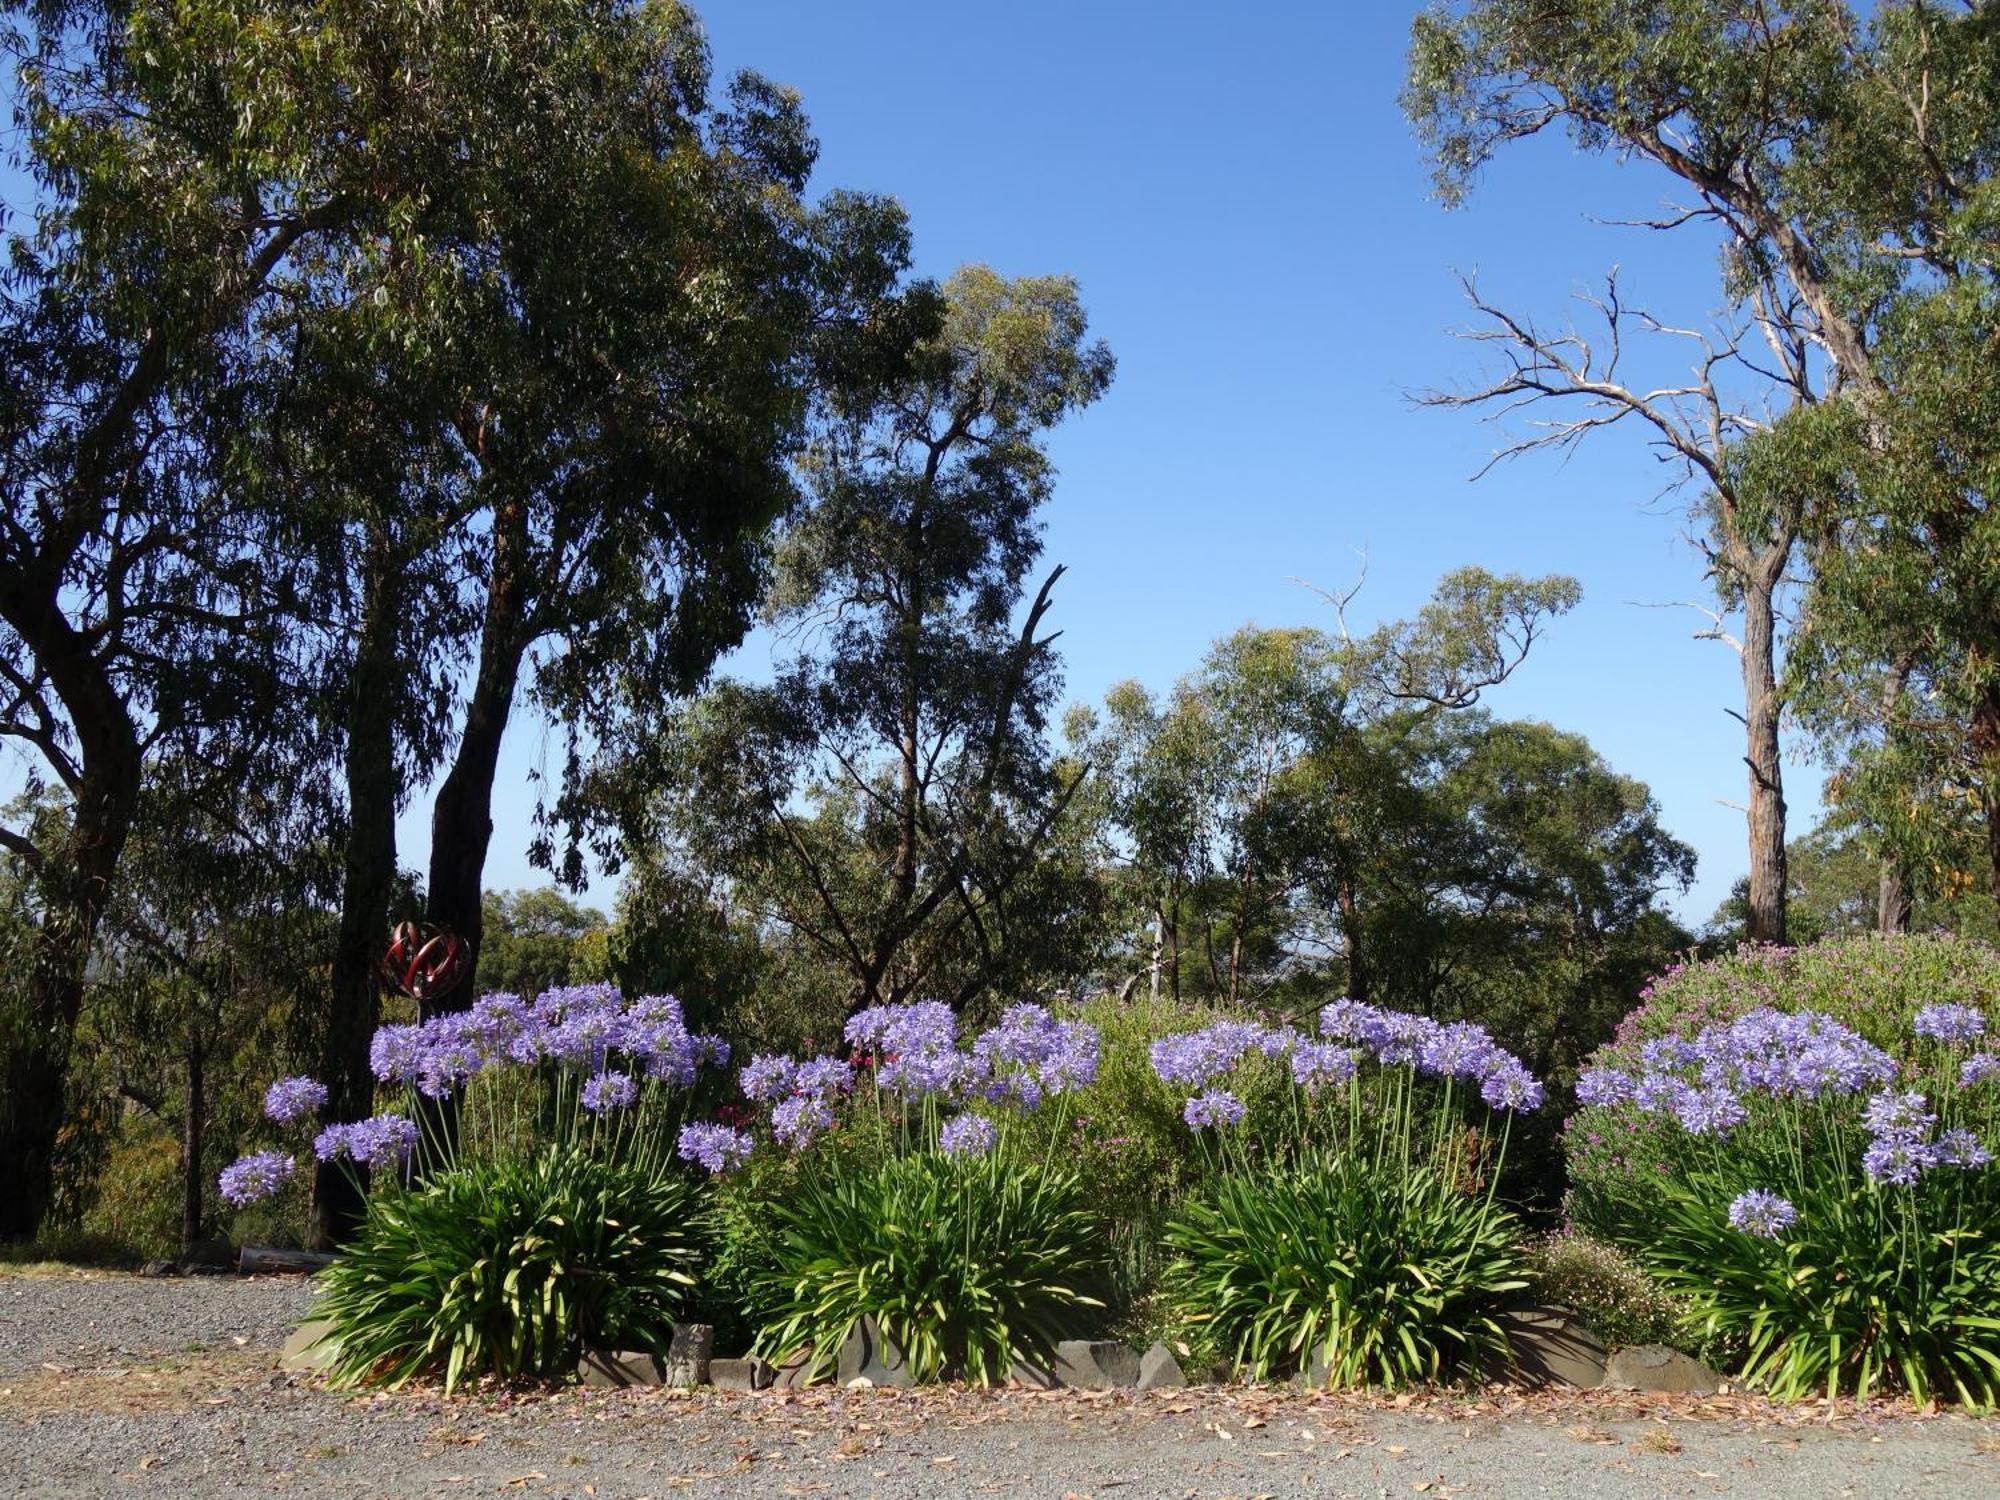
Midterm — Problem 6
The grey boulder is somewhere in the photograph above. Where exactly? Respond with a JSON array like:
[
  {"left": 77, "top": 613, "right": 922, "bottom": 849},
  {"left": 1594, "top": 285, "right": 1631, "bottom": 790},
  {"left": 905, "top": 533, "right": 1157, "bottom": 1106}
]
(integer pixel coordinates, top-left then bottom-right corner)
[
  {"left": 1604, "top": 1343, "right": 1725, "bottom": 1396},
  {"left": 1137, "top": 1342, "right": 1187, "bottom": 1390}
]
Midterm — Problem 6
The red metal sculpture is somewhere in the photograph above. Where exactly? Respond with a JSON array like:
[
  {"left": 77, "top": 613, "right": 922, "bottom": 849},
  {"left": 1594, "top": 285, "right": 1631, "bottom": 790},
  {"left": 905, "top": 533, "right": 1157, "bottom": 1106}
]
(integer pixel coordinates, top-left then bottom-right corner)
[{"left": 381, "top": 921, "right": 470, "bottom": 1003}]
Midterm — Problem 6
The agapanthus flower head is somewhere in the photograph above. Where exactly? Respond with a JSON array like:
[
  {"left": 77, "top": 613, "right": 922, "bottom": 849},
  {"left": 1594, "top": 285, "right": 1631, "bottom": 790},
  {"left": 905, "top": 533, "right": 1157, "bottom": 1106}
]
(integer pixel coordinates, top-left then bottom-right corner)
[
  {"left": 1962, "top": 1052, "right": 2000, "bottom": 1088},
  {"left": 1673, "top": 1084, "right": 1749, "bottom": 1139},
  {"left": 369, "top": 1023, "right": 427, "bottom": 1084},
  {"left": 1183, "top": 1089, "right": 1247, "bottom": 1130},
  {"left": 218, "top": 1150, "right": 295, "bottom": 1207},
  {"left": 1640, "top": 1035, "right": 1698, "bottom": 1071},
  {"left": 790, "top": 1056, "right": 856, "bottom": 1099},
  {"left": 1914, "top": 1003, "right": 1988, "bottom": 1045},
  {"left": 1727, "top": 1188, "right": 1798, "bottom": 1239},
  {"left": 740, "top": 1053, "right": 798, "bottom": 1103},
  {"left": 1633, "top": 1073, "right": 1693, "bottom": 1115},
  {"left": 580, "top": 1070, "right": 639, "bottom": 1115},
  {"left": 1363, "top": 1010, "right": 1442, "bottom": 1067},
  {"left": 1479, "top": 1060, "right": 1544, "bottom": 1113},
  {"left": 314, "top": 1114, "right": 419, "bottom": 1170},
  {"left": 1418, "top": 1022, "right": 1499, "bottom": 1081},
  {"left": 1576, "top": 1067, "right": 1636, "bottom": 1107},
  {"left": 1934, "top": 1127, "right": 1995, "bottom": 1169},
  {"left": 772, "top": 1093, "right": 835, "bottom": 1150},
  {"left": 1864, "top": 1132, "right": 1937, "bottom": 1187},
  {"left": 1290, "top": 1041, "right": 1358, "bottom": 1092},
  {"left": 263, "top": 1075, "right": 328, "bottom": 1124},
  {"left": 939, "top": 1114, "right": 999, "bottom": 1158},
  {"left": 973, "top": 1007, "right": 1101, "bottom": 1099},
  {"left": 676, "top": 1122, "right": 754, "bottom": 1175},
  {"left": 1150, "top": 1022, "right": 1274, "bottom": 1086},
  {"left": 1317, "top": 998, "right": 1381, "bottom": 1042},
  {"left": 1860, "top": 1089, "right": 1936, "bottom": 1138}
]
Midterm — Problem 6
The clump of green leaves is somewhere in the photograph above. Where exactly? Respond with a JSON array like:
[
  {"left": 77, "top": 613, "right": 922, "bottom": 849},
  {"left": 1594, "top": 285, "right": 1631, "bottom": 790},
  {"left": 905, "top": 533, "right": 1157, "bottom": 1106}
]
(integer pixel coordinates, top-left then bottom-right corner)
[
  {"left": 1165, "top": 1152, "right": 1525, "bottom": 1389},
  {"left": 748, "top": 1148, "right": 1107, "bottom": 1386},
  {"left": 1642, "top": 1172, "right": 2000, "bottom": 1405},
  {"left": 314, "top": 1148, "right": 700, "bottom": 1392}
]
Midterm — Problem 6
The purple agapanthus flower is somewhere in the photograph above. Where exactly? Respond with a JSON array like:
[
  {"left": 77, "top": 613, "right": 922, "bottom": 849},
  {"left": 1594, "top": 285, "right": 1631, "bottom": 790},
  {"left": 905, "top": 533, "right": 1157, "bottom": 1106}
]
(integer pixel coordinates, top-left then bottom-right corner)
[
  {"left": 1863, "top": 1133, "right": 1938, "bottom": 1187},
  {"left": 1915, "top": 1004, "right": 1988, "bottom": 1045},
  {"left": 1290, "top": 1041, "right": 1358, "bottom": 1091},
  {"left": 1183, "top": 1089, "right": 1247, "bottom": 1130},
  {"left": 218, "top": 1150, "right": 295, "bottom": 1206},
  {"left": 1673, "top": 1085, "right": 1749, "bottom": 1139},
  {"left": 1727, "top": 1189, "right": 1798, "bottom": 1239},
  {"left": 1479, "top": 1060, "right": 1544, "bottom": 1113},
  {"left": 1963, "top": 1053, "right": 2000, "bottom": 1088},
  {"left": 740, "top": 1053, "right": 798, "bottom": 1103},
  {"left": 1934, "top": 1127, "right": 1995, "bottom": 1169},
  {"left": 1861, "top": 1090, "right": 1936, "bottom": 1138},
  {"left": 676, "top": 1122, "right": 754, "bottom": 1174},
  {"left": 581, "top": 1070, "right": 639, "bottom": 1115},
  {"left": 1576, "top": 1067, "right": 1636, "bottom": 1107},
  {"left": 939, "top": 1114, "right": 1000, "bottom": 1158},
  {"left": 1317, "top": 998, "right": 1381, "bottom": 1042},
  {"left": 263, "top": 1076, "right": 328, "bottom": 1125},
  {"left": 314, "top": 1114, "right": 419, "bottom": 1169},
  {"left": 791, "top": 1056, "right": 856, "bottom": 1099},
  {"left": 772, "top": 1093, "right": 835, "bottom": 1150},
  {"left": 1418, "top": 1022, "right": 1500, "bottom": 1081}
]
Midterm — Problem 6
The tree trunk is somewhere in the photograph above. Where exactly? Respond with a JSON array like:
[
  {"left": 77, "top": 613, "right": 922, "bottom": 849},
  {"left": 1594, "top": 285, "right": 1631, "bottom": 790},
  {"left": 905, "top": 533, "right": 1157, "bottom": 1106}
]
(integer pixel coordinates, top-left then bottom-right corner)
[
  {"left": 1876, "top": 654, "right": 1915, "bottom": 934},
  {"left": 0, "top": 629, "right": 141, "bottom": 1240},
  {"left": 1740, "top": 568, "right": 1789, "bottom": 945},
  {"left": 181, "top": 1029, "right": 205, "bottom": 1253},
  {"left": 422, "top": 499, "right": 531, "bottom": 1014},
  {"left": 1335, "top": 875, "right": 1371, "bottom": 1002},
  {"left": 312, "top": 540, "right": 402, "bottom": 1249}
]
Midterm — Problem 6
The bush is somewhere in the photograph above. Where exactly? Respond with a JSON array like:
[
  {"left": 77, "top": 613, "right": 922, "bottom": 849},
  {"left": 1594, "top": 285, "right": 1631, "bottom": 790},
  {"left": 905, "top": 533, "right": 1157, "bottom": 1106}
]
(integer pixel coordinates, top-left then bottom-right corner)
[
  {"left": 1144, "top": 1000, "right": 1544, "bottom": 1387},
  {"left": 1644, "top": 1168, "right": 2000, "bottom": 1403},
  {"left": 1166, "top": 1151, "right": 1525, "bottom": 1387},
  {"left": 1566, "top": 934, "right": 2000, "bottom": 1234},
  {"left": 749, "top": 1147, "right": 1107, "bottom": 1384},
  {"left": 1570, "top": 996, "right": 2000, "bottom": 1401},
  {"left": 1522, "top": 1230, "right": 1685, "bottom": 1350},
  {"left": 716, "top": 1000, "right": 1112, "bottom": 1383},
  {"left": 314, "top": 1147, "right": 701, "bottom": 1392}
]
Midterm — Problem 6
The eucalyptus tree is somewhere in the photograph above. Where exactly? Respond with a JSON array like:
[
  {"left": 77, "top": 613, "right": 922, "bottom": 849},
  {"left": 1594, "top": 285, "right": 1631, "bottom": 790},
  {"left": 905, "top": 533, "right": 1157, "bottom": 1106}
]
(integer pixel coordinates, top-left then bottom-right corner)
[
  {"left": 1405, "top": 0, "right": 2000, "bottom": 928},
  {"left": 1073, "top": 568, "right": 1583, "bottom": 1007},
  {"left": 648, "top": 267, "right": 1115, "bottom": 1027}
]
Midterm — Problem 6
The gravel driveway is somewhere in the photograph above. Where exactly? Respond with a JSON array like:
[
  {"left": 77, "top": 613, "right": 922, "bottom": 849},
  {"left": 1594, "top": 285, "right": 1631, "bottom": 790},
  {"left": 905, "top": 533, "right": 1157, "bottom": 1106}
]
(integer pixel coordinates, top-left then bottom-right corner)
[{"left": 4, "top": 1272, "right": 1998, "bottom": 1499}]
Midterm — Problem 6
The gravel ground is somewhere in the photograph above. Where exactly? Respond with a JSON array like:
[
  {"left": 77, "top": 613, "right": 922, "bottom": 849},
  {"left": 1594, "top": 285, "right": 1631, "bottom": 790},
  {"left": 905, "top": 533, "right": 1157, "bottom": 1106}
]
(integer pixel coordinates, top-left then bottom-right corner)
[{"left": 4, "top": 1273, "right": 2000, "bottom": 1499}]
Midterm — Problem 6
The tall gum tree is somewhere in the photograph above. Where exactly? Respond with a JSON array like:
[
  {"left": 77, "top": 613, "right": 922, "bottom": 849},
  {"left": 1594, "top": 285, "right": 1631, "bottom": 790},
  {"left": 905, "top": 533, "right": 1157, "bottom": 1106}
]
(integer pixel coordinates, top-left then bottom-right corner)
[
  {"left": 646, "top": 266, "right": 1115, "bottom": 1026},
  {"left": 1404, "top": 0, "right": 2000, "bottom": 931}
]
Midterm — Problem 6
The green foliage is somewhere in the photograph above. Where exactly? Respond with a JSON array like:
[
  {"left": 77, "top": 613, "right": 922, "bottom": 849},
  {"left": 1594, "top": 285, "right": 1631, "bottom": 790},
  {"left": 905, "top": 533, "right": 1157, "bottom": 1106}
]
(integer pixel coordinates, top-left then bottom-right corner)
[
  {"left": 644, "top": 265, "right": 1112, "bottom": 1025},
  {"left": 1522, "top": 1230, "right": 1686, "bottom": 1351},
  {"left": 1566, "top": 934, "right": 2000, "bottom": 1233},
  {"left": 747, "top": 1148, "right": 1108, "bottom": 1386},
  {"left": 1164, "top": 1152, "right": 1526, "bottom": 1389},
  {"left": 314, "top": 1148, "right": 701, "bottom": 1393},
  {"left": 478, "top": 890, "right": 609, "bottom": 1001},
  {"left": 1642, "top": 1167, "right": 2000, "bottom": 1405}
]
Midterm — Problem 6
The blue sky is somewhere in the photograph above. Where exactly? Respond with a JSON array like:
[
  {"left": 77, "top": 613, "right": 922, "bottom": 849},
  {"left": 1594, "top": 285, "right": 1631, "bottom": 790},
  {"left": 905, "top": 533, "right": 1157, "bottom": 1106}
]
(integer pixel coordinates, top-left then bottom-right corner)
[{"left": 458, "top": 0, "right": 1817, "bottom": 923}]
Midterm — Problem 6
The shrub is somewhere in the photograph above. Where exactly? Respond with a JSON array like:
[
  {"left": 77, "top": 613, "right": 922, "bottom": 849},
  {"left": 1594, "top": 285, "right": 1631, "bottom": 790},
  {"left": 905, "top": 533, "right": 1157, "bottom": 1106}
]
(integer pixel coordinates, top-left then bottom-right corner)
[
  {"left": 314, "top": 1147, "right": 701, "bottom": 1391},
  {"left": 1566, "top": 934, "right": 2000, "bottom": 1233},
  {"left": 1167, "top": 1151, "right": 1525, "bottom": 1387},
  {"left": 1147, "top": 1000, "right": 1543, "bottom": 1387},
  {"left": 220, "top": 986, "right": 738, "bottom": 1390},
  {"left": 716, "top": 1000, "right": 1114, "bottom": 1382},
  {"left": 1572, "top": 999, "right": 2000, "bottom": 1401},
  {"left": 1522, "top": 1230, "right": 1685, "bottom": 1350},
  {"left": 750, "top": 1147, "right": 1106, "bottom": 1384}
]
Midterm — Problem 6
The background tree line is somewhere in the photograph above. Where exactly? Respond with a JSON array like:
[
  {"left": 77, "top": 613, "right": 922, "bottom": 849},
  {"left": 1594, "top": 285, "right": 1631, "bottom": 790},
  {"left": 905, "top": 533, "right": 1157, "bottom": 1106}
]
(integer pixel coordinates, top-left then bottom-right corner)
[{"left": 1, "top": 0, "right": 1994, "bottom": 1253}]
